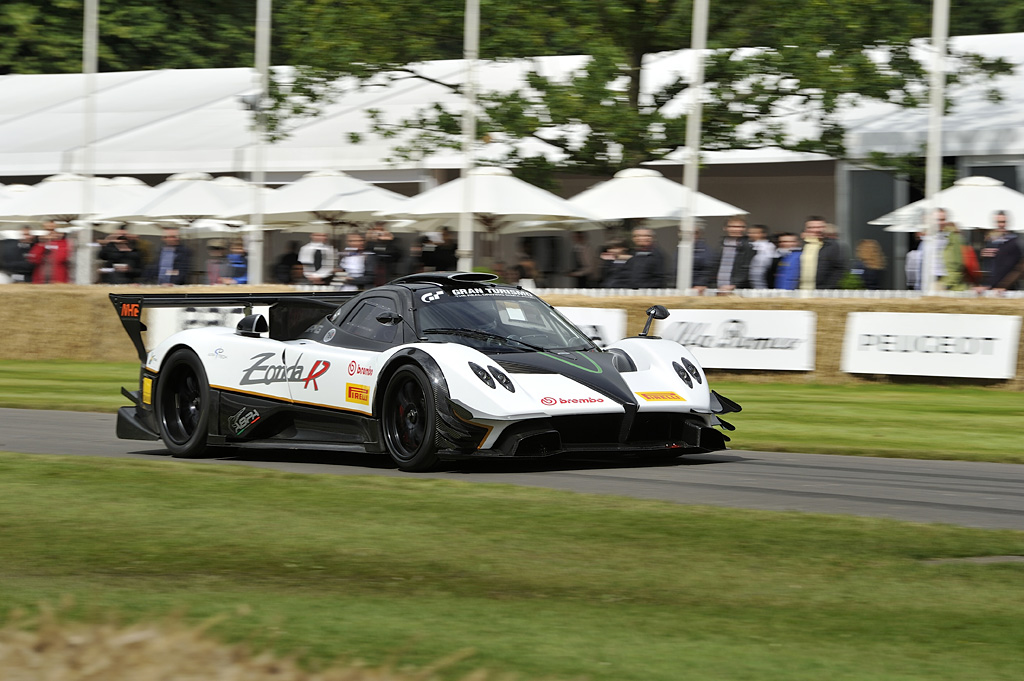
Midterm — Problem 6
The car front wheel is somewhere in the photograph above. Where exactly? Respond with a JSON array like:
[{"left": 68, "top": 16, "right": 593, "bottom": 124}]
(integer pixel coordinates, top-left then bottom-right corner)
[
  {"left": 381, "top": 365, "right": 439, "bottom": 471},
  {"left": 155, "top": 349, "right": 211, "bottom": 458}
]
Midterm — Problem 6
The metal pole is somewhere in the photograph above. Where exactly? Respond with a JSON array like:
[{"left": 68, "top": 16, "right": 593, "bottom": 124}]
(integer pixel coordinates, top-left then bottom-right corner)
[
  {"left": 457, "top": 0, "right": 479, "bottom": 272},
  {"left": 248, "top": 0, "right": 271, "bottom": 285},
  {"left": 676, "top": 0, "right": 708, "bottom": 292},
  {"left": 77, "top": 0, "right": 98, "bottom": 285},
  {"left": 922, "top": 0, "right": 949, "bottom": 294}
]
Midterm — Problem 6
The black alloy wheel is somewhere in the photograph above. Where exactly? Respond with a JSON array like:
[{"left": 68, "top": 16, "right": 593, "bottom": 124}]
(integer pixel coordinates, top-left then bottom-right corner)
[
  {"left": 155, "top": 349, "right": 211, "bottom": 458},
  {"left": 381, "top": 365, "right": 439, "bottom": 471}
]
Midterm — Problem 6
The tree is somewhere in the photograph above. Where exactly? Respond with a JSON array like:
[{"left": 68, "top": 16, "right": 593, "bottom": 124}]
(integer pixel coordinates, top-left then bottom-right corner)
[
  {"left": 0, "top": 0, "right": 257, "bottom": 74},
  {"left": 267, "top": 0, "right": 1016, "bottom": 180}
]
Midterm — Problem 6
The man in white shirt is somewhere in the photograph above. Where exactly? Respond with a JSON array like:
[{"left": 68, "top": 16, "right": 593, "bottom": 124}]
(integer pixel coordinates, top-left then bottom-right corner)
[
  {"left": 746, "top": 224, "right": 777, "bottom": 289},
  {"left": 298, "top": 232, "right": 336, "bottom": 285},
  {"left": 336, "top": 232, "right": 376, "bottom": 292}
]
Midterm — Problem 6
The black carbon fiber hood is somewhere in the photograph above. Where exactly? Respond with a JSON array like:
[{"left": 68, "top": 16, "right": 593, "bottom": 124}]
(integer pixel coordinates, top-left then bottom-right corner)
[{"left": 494, "top": 350, "right": 637, "bottom": 407}]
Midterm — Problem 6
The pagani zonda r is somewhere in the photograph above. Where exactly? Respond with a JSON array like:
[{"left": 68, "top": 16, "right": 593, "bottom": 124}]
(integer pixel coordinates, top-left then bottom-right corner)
[{"left": 111, "top": 272, "right": 740, "bottom": 471}]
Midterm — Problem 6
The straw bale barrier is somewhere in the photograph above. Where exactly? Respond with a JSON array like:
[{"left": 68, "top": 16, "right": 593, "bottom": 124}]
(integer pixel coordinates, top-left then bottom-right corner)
[{"left": 2, "top": 285, "right": 1023, "bottom": 390}]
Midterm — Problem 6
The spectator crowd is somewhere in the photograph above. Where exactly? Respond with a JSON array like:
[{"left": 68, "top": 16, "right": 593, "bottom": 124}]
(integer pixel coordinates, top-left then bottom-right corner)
[{"left": 1, "top": 211, "right": 1021, "bottom": 293}]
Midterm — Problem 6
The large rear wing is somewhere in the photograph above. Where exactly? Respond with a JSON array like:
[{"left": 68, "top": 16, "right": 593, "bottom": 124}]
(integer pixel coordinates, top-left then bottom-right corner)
[{"left": 110, "top": 291, "right": 357, "bottom": 363}]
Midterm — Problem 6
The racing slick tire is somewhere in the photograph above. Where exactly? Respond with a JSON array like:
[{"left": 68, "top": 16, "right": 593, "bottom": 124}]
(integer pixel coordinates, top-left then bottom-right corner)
[
  {"left": 155, "top": 349, "right": 211, "bottom": 459},
  {"left": 381, "top": 364, "right": 440, "bottom": 472}
]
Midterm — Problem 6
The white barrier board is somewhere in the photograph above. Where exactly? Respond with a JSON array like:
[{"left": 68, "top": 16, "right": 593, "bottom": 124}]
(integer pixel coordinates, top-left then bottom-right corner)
[
  {"left": 556, "top": 307, "right": 627, "bottom": 348},
  {"left": 656, "top": 309, "right": 816, "bottom": 370},
  {"left": 841, "top": 312, "right": 1021, "bottom": 379},
  {"left": 144, "top": 305, "right": 271, "bottom": 349}
]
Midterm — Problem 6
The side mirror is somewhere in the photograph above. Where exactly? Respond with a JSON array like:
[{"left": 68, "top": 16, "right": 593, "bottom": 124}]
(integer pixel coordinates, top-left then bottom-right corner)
[
  {"left": 236, "top": 313, "right": 269, "bottom": 338},
  {"left": 376, "top": 312, "right": 403, "bottom": 325},
  {"left": 638, "top": 305, "right": 669, "bottom": 338}
]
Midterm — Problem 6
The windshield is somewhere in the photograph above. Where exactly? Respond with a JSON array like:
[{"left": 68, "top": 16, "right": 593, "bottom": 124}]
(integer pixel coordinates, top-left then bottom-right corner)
[{"left": 416, "top": 288, "right": 597, "bottom": 353}]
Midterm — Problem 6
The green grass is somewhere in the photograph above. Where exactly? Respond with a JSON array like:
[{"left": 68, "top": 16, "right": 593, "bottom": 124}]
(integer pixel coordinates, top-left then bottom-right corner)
[
  {"left": 716, "top": 381, "right": 1024, "bottom": 463},
  {"left": 2, "top": 451, "right": 1023, "bottom": 681},
  {"left": 0, "top": 359, "right": 138, "bottom": 412},
  {"left": 1, "top": 360, "right": 1023, "bottom": 463}
]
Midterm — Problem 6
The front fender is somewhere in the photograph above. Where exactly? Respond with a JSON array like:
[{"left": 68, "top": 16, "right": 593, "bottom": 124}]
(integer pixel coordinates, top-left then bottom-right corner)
[{"left": 377, "top": 346, "right": 490, "bottom": 454}]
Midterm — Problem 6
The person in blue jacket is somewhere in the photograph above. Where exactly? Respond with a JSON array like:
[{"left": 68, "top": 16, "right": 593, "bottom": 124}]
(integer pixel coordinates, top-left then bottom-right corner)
[
  {"left": 772, "top": 232, "right": 802, "bottom": 290},
  {"left": 224, "top": 240, "right": 248, "bottom": 284}
]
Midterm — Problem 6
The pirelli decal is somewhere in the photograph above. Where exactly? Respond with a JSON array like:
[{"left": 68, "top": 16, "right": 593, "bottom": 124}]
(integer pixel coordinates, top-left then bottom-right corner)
[
  {"left": 636, "top": 391, "right": 686, "bottom": 402},
  {"left": 346, "top": 383, "right": 370, "bottom": 406}
]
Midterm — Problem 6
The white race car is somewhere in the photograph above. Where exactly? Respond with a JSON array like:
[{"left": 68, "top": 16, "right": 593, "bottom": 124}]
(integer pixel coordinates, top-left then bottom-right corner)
[{"left": 111, "top": 272, "right": 740, "bottom": 471}]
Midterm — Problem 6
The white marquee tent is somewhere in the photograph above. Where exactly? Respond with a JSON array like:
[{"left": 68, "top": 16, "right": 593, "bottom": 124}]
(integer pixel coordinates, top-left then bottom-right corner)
[{"left": 1, "top": 33, "right": 1020, "bottom": 183}]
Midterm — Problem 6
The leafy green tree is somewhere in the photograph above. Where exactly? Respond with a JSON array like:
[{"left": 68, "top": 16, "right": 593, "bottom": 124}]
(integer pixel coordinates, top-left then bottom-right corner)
[
  {"left": 268, "top": 0, "right": 1016, "bottom": 179},
  {"left": 0, "top": 0, "right": 257, "bottom": 74},
  {"left": 1, "top": 0, "right": 1018, "bottom": 182}
]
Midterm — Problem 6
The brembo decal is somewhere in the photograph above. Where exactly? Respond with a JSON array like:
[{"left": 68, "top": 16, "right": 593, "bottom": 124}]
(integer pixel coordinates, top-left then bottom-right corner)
[
  {"left": 541, "top": 396, "right": 604, "bottom": 405},
  {"left": 347, "top": 361, "right": 373, "bottom": 377}
]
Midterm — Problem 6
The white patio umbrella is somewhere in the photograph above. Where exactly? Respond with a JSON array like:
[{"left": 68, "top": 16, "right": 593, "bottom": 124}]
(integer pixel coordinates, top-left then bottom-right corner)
[
  {"left": 0, "top": 174, "right": 154, "bottom": 223},
  {"left": 379, "top": 166, "right": 594, "bottom": 230},
  {"left": 221, "top": 169, "right": 408, "bottom": 229},
  {"left": 869, "top": 176, "right": 1024, "bottom": 232},
  {"left": 568, "top": 168, "right": 747, "bottom": 221},
  {"left": 98, "top": 172, "right": 251, "bottom": 223},
  {"left": 0, "top": 183, "right": 35, "bottom": 223}
]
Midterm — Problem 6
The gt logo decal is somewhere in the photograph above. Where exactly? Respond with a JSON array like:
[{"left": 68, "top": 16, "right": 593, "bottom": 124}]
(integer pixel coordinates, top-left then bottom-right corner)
[
  {"left": 421, "top": 291, "right": 445, "bottom": 303},
  {"left": 346, "top": 383, "right": 370, "bottom": 405},
  {"left": 637, "top": 391, "right": 686, "bottom": 402},
  {"left": 119, "top": 303, "right": 140, "bottom": 317}
]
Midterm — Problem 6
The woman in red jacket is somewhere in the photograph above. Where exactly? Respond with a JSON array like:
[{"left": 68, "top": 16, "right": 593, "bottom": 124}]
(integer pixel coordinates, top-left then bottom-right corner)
[{"left": 28, "top": 221, "right": 71, "bottom": 283}]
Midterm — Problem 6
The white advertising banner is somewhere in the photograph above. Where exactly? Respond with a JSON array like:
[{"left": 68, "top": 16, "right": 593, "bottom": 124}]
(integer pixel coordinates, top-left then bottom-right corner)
[
  {"left": 144, "top": 305, "right": 271, "bottom": 349},
  {"left": 655, "top": 309, "right": 816, "bottom": 370},
  {"left": 556, "top": 307, "right": 627, "bottom": 348},
  {"left": 841, "top": 312, "right": 1021, "bottom": 379}
]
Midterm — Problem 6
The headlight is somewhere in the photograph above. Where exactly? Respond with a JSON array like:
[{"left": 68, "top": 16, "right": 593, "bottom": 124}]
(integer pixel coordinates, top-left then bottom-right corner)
[
  {"left": 681, "top": 357, "right": 703, "bottom": 384},
  {"left": 469, "top": 362, "right": 495, "bottom": 388},
  {"left": 488, "top": 365, "right": 516, "bottom": 392},
  {"left": 672, "top": 361, "right": 693, "bottom": 388}
]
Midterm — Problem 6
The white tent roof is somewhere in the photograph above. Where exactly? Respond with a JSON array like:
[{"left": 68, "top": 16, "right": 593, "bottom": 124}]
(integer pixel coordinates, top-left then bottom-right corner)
[{"left": 0, "top": 33, "right": 1021, "bottom": 178}]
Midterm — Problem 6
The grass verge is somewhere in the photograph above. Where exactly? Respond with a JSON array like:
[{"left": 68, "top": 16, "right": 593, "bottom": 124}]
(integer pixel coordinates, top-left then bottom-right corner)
[
  {"left": 2, "top": 451, "right": 1023, "bottom": 681},
  {"left": 716, "top": 380, "right": 1024, "bottom": 463},
  {"left": 2, "top": 359, "right": 1023, "bottom": 463}
]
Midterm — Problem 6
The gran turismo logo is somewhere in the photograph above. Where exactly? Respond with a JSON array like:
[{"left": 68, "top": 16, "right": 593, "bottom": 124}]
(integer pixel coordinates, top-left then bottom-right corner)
[{"left": 421, "top": 291, "right": 445, "bottom": 303}]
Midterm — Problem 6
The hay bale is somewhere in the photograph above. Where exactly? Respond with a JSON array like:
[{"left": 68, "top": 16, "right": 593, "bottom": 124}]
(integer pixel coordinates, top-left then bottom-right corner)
[{"left": 2, "top": 286, "right": 1022, "bottom": 390}]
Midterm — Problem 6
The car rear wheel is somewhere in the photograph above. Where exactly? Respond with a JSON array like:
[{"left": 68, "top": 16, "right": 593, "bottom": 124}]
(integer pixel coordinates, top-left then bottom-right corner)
[
  {"left": 155, "top": 349, "right": 211, "bottom": 458},
  {"left": 381, "top": 365, "right": 439, "bottom": 471}
]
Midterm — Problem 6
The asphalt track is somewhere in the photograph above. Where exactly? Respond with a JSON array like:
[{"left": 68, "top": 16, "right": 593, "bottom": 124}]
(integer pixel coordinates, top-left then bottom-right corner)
[{"left": 3, "top": 407, "right": 1023, "bottom": 531}]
